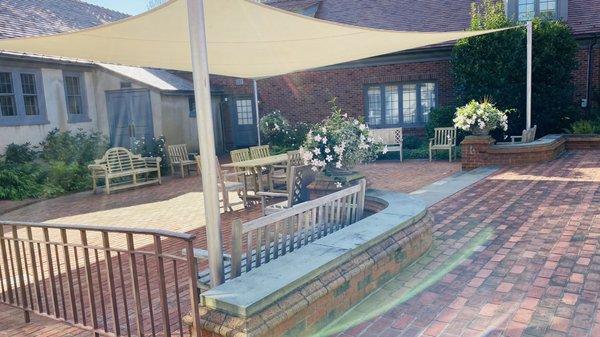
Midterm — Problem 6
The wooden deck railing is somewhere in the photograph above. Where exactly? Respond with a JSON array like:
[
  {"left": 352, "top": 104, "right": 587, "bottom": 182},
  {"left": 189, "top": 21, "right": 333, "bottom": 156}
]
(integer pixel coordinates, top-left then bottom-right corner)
[
  {"left": 230, "top": 179, "right": 366, "bottom": 278},
  {"left": 0, "top": 221, "right": 202, "bottom": 337}
]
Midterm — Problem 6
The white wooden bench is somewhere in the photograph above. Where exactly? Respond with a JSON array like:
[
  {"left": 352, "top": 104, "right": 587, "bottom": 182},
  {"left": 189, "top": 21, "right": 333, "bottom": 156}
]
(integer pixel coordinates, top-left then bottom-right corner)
[
  {"left": 370, "top": 127, "right": 403, "bottom": 161},
  {"left": 511, "top": 125, "right": 537, "bottom": 143},
  {"left": 429, "top": 127, "right": 457, "bottom": 162},
  {"left": 88, "top": 147, "right": 161, "bottom": 194}
]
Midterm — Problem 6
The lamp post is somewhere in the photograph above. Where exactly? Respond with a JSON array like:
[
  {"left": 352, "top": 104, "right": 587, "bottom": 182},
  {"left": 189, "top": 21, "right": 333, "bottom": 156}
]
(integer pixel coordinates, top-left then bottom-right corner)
[
  {"left": 526, "top": 20, "right": 532, "bottom": 130},
  {"left": 186, "top": 0, "right": 224, "bottom": 287},
  {"left": 254, "top": 79, "right": 261, "bottom": 145}
]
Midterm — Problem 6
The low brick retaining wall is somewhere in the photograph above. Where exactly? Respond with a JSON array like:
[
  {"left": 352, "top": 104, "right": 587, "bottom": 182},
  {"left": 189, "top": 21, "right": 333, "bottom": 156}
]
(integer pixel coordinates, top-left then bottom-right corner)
[
  {"left": 184, "top": 192, "right": 433, "bottom": 337},
  {"left": 461, "top": 134, "right": 600, "bottom": 170}
]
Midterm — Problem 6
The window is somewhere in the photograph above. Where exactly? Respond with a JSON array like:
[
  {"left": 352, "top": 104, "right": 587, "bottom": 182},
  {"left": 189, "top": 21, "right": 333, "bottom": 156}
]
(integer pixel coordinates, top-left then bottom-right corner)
[
  {"left": 64, "top": 75, "right": 84, "bottom": 115},
  {"left": 236, "top": 99, "right": 254, "bottom": 125},
  {"left": 517, "top": 0, "right": 556, "bottom": 21},
  {"left": 0, "top": 68, "right": 46, "bottom": 126},
  {"left": 0, "top": 72, "right": 16, "bottom": 117},
  {"left": 20, "top": 73, "right": 39, "bottom": 116},
  {"left": 365, "top": 82, "right": 437, "bottom": 127},
  {"left": 189, "top": 96, "right": 196, "bottom": 117}
]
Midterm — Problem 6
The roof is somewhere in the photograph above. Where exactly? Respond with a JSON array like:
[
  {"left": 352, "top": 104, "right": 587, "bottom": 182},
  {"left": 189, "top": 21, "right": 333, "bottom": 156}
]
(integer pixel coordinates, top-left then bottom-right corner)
[
  {"left": 267, "top": 0, "right": 600, "bottom": 37},
  {"left": 98, "top": 63, "right": 194, "bottom": 92},
  {"left": 0, "top": 0, "right": 128, "bottom": 39}
]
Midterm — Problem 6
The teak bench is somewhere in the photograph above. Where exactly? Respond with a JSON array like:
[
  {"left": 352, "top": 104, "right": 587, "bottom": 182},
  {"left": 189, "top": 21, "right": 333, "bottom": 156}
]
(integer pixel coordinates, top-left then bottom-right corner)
[{"left": 88, "top": 147, "right": 162, "bottom": 194}]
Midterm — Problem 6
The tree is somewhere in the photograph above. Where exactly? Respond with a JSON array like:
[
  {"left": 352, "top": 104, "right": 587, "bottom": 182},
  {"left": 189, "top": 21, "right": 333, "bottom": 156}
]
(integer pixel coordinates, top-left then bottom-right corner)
[{"left": 451, "top": 0, "right": 578, "bottom": 137}]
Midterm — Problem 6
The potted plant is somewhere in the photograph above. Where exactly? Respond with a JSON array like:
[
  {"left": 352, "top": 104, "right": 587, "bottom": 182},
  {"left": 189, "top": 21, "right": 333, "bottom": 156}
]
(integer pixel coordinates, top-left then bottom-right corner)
[
  {"left": 300, "top": 99, "right": 384, "bottom": 188},
  {"left": 453, "top": 99, "right": 510, "bottom": 136}
]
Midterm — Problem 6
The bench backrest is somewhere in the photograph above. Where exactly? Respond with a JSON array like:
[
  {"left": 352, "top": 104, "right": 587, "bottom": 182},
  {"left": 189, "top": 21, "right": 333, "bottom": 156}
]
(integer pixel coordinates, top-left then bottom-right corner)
[
  {"left": 99, "top": 147, "right": 139, "bottom": 173},
  {"left": 370, "top": 128, "right": 403, "bottom": 146},
  {"left": 284, "top": 164, "right": 316, "bottom": 208},
  {"left": 249, "top": 145, "right": 270, "bottom": 159},
  {"left": 433, "top": 127, "right": 457, "bottom": 146},
  {"left": 167, "top": 144, "right": 189, "bottom": 164}
]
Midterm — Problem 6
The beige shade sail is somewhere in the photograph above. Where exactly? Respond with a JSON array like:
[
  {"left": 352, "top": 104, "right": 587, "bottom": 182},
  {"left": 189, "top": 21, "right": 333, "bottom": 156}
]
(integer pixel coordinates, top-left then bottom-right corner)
[{"left": 0, "top": 0, "right": 504, "bottom": 79}]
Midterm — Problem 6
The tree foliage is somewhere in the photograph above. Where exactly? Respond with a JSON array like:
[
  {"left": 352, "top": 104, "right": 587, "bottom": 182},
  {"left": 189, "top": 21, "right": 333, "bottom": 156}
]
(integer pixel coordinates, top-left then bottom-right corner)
[{"left": 451, "top": 0, "right": 578, "bottom": 137}]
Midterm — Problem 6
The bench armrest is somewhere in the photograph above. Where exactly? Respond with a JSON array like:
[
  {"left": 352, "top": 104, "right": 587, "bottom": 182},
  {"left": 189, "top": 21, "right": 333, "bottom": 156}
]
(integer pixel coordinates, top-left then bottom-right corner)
[
  {"left": 257, "top": 191, "right": 288, "bottom": 198},
  {"left": 88, "top": 164, "right": 106, "bottom": 172},
  {"left": 144, "top": 157, "right": 162, "bottom": 166}
]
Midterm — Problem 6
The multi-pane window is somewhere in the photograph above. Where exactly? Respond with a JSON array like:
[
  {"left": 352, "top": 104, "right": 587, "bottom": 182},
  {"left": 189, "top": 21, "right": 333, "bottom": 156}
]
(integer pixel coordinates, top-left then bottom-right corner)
[
  {"left": 420, "top": 83, "right": 436, "bottom": 123},
  {"left": 64, "top": 75, "right": 84, "bottom": 115},
  {"left": 20, "top": 73, "right": 39, "bottom": 116},
  {"left": 384, "top": 86, "right": 399, "bottom": 124},
  {"left": 518, "top": 0, "right": 535, "bottom": 21},
  {"left": 402, "top": 84, "right": 417, "bottom": 124},
  {"left": 365, "top": 82, "right": 436, "bottom": 127},
  {"left": 236, "top": 99, "right": 254, "bottom": 125},
  {"left": 539, "top": 0, "right": 556, "bottom": 16},
  {"left": 367, "top": 87, "right": 382, "bottom": 125},
  {"left": 0, "top": 72, "right": 16, "bottom": 117}
]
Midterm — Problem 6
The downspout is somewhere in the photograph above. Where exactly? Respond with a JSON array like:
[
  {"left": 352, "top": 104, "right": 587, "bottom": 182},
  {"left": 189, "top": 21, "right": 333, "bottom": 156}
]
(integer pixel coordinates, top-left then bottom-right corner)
[{"left": 586, "top": 36, "right": 597, "bottom": 114}]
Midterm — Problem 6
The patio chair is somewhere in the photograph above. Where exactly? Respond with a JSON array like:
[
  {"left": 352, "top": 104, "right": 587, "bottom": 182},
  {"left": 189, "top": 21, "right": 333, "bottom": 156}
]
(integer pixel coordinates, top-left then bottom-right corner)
[
  {"left": 258, "top": 164, "right": 316, "bottom": 215},
  {"left": 249, "top": 145, "right": 271, "bottom": 159},
  {"left": 511, "top": 125, "right": 537, "bottom": 143},
  {"left": 230, "top": 148, "right": 251, "bottom": 163},
  {"left": 269, "top": 150, "right": 303, "bottom": 193},
  {"left": 369, "top": 127, "right": 403, "bottom": 161},
  {"left": 230, "top": 148, "right": 257, "bottom": 191},
  {"left": 195, "top": 155, "right": 247, "bottom": 212},
  {"left": 167, "top": 144, "right": 198, "bottom": 177},
  {"left": 429, "top": 127, "right": 457, "bottom": 162}
]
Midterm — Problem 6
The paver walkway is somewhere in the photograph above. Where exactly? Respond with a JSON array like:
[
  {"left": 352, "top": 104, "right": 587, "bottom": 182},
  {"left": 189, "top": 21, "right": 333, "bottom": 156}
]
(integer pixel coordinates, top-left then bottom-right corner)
[
  {"left": 321, "top": 150, "right": 600, "bottom": 337},
  {"left": 0, "top": 159, "right": 460, "bottom": 336}
]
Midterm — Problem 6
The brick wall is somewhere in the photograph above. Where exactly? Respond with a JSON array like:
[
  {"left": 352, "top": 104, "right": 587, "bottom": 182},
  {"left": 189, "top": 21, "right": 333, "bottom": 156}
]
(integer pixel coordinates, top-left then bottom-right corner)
[{"left": 573, "top": 44, "right": 600, "bottom": 111}]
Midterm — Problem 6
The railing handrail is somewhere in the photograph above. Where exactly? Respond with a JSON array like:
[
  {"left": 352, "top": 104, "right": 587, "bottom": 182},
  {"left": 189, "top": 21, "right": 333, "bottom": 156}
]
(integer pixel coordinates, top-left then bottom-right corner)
[
  {"left": 242, "top": 183, "right": 363, "bottom": 233},
  {"left": 0, "top": 220, "right": 196, "bottom": 241}
]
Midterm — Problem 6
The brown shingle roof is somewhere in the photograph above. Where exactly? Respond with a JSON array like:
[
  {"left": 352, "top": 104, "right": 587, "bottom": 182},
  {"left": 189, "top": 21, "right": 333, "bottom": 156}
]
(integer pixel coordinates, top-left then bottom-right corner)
[{"left": 0, "top": 0, "right": 128, "bottom": 39}]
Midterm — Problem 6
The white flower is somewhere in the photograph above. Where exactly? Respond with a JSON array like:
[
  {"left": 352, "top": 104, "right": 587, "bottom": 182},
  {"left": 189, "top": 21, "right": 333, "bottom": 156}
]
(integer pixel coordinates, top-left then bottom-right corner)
[
  {"left": 335, "top": 182, "right": 343, "bottom": 188},
  {"left": 326, "top": 155, "right": 333, "bottom": 162},
  {"left": 335, "top": 161, "right": 343, "bottom": 168},
  {"left": 358, "top": 124, "right": 366, "bottom": 131},
  {"left": 322, "top": 137, "right": 328, "bottom": 144},
  {"left": 324, "top": 147, "right": 331, "bottom": 154},
  {"left": 342, "top": 113, "right": 348, "bottom": 118},
  {"left": 274, "top": 123, "right": 280, "bottom": 131},
  {"left": 321, "top": 127, "right": 327, "bottom": 132},
  {"left": 311, "top": 166, "right": 318, "bottom": 172},
  {"left": 353, "top": 120, "right": 359, "bottom": 126},
  {"left": 314, "top": 134, "right": 322, "bottom": 142}
]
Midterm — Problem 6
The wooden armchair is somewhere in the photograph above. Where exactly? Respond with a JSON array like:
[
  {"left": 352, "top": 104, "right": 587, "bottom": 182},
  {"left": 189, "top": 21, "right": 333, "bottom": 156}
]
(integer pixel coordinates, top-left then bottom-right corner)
[
  {"left": 258, "top": 164, "right": 316, "bottom": 215},
  {"left": 167, "top": 144, "right": 198, "bottom": 177},
  {"left": 369, "top": 128, "right": 403, "bottom": 161},
  {"left": 249, "top": 145, "right": 270, "bottom": 159},
  {"left": 429, "top": 127, "right": 457, "bottom": 162},
  {"left": 195, "top": 156, "right": 247, "bottom": 212},
  {"left": 511, "top": 125, "right": 537, "bottom": 143},
  {"left": 269, "top": 150, "right": 303, "bottom": 192},
  {"left": 229, "top": 148, "right": 257, "bottom": 191}
]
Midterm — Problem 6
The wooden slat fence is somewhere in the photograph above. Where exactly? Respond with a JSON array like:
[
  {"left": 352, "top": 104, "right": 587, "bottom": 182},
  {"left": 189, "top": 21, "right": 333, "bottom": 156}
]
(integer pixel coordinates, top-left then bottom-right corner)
[
  {"left": 0, "top": 221, "right": 202, "bottom": 337},
  {"left": 230, "top": 179, "right": 366, "bottom": 278}
]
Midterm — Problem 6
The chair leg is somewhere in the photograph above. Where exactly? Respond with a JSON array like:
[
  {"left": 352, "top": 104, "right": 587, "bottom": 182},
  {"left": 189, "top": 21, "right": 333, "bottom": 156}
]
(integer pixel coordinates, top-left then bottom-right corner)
[
  {"left": 180, "top": 165, "right": 185, "bottom": 178},
  {"left": 400, "top": 148, "right": 403, "bottom": 162},
  {"left": 222, "top": 188, "right": 230, "bottom": 213},
  {"left": 429, "top": 147, "right": 432, "bottom": 162},
  {"left": 104, "top": 176, "right": 110, "bottom": 195}
]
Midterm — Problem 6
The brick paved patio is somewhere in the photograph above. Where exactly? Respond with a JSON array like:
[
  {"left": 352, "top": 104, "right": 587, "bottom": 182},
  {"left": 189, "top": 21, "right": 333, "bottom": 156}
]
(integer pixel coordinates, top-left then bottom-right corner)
[{"left": 2, "top": 152, "right": 599, "bottom": 337}]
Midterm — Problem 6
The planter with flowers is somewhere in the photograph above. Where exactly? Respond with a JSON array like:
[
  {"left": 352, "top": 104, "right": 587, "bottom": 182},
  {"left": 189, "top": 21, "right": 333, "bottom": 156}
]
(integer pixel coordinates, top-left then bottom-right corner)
[
  {"left": 453, "top": 99, "right": 511, "bottom": 136},
  {"left": 301, "top": 99, "right": 384, "bottom": 195}
]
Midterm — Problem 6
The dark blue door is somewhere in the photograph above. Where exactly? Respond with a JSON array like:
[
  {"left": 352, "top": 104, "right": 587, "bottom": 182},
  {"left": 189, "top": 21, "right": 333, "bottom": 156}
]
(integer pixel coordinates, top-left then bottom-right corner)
[
  {"left": 231, "top": 97, "right": 258, "bottom": 147},
  {"left": 106, "top": 90, "right": 154, "bottom": 148}
]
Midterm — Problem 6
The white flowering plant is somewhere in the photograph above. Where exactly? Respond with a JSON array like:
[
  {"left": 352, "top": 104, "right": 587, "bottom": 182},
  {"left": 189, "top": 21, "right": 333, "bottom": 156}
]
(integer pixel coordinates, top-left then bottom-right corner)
[
  {"left": 301, "top": 99, "right": 384, "bottom": 173},
  {"left": 453, "top": 100, "right": 510, "bottom": 135},
  {"left": 259, "top": 111, "right": 311, "bottom": 153}
]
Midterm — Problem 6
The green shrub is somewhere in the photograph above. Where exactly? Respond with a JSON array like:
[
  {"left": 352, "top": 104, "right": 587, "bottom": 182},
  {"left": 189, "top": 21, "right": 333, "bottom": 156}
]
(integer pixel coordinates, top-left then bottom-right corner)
[
  {"left": 260, "top": 110, "right": 312, "bottom": 153},
  {"left": 44, "top": 161, "right": 91, "bottom": 196},
  {"left": 403, "top": 136, "right": 423, "bottom": 149},
  {"left": 131, "top": 135, "right": 168, "bottom": 173},
  {"left": 40, "top": 128, "right": 108, "bottom": 165},
  {"left": 426, "top": 106, "right": 467, "bottom": 144},
  {"left": 3, "top": 143, "right": 37, "bottom": 164},
  {"left": 0, "top": 163, "right": 44, "bottom": 200},
  {"left": 570, "top": 120, "right": 598, "bottom": 134}
]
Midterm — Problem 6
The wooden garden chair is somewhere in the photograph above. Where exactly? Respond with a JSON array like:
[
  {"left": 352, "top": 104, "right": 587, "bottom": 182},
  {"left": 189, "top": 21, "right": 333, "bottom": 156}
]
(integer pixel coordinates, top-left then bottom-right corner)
[
  {"left": 195, "top": 155, "right": 247, "bottom": 212},
  {"left": 429, "top": 127, "right": 457, "bottom": 162},
  {"left": 369, "top": 127, "right": 403, "bottom": 161},
  {"left": 167, "top": 144, "right": 198, "bottom": 177},
  {"left": 511, "top": 125, "right": 537, "bottom": 143},
  {"left": 269, "top": 150, "right": 303, "bottom": 192},
  {"left": 257, "top": 164, "right": 316, "bottom": 215},
  {"left": 249, "top": 145, "right": 271, "bottom": 159}
]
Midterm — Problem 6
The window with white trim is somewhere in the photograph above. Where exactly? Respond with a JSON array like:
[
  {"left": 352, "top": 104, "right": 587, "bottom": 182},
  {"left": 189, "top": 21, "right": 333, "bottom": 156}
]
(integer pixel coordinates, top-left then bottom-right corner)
[
  {"left": 63, "top": 72, "right": 90, "bottom": 123},
  {"left": 0, "top": 68, "right": 46, "bottom": 126},
  {"left": 20, "top": 73, "right": 40, "bottom": 116},
  {"left": 365, "top": 82, "right": 437, "bottom": 127},
  {"left": 0, "top": 72, "right": 16, "bottom": 117},
  {"left": 235, "top": 99, "right": 254, "bottom": 125}
]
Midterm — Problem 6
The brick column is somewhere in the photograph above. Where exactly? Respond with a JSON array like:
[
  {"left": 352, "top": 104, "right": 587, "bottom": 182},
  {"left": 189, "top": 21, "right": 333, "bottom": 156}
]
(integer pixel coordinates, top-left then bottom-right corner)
[{"left": 460, "top": 136, "right": 495, "bottom": 170}]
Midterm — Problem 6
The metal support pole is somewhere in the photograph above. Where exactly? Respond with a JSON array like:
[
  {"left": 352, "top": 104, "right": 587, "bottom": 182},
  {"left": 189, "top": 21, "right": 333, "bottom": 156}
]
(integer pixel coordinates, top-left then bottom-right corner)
[
  {"left": 526, "top": 21, "right": 533, "bottom": 130},
  {"left": 186, "top": 0, "right": 224, "bottom": 287},
  {"left": 253, "top": 79, "right": 261, "bottom": 145}
]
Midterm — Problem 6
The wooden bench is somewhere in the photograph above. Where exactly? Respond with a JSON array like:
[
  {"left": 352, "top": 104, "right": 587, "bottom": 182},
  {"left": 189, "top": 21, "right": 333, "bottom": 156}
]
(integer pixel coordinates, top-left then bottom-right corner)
[
  {"left": 511, "top": 125, "right": 537, "bottom": 143},
  {"left": 88, "top": 147, "right": 161, "bottom": 194},
  {"left": 167, "top": 144, "right": 198, "bottom": 177},
  {"left": 429, "top": 127, "right": 457, "bottom": 162},
  {"left": 370, "top": 128, "right": 403, "bottom": 161}
]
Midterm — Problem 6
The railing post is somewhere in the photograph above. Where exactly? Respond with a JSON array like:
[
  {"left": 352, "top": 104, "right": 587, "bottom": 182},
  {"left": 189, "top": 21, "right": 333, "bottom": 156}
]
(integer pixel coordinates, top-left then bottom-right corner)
[
  {"left": 357, "top": 178, "right": 366, "bottom": 220},
  {"left": 11, "top": 226, "right": 30, "bottom": 322},
  {"left": 185, "top": 240, "right": 202, "bottom": 337},
  {"left": 231, "top": 220, "right": 243, "bottom": 279},
  {"left": 154, "top": 235, "right": 171, "bottom": 337},
  {"left": 102, "top": 232, "right": 120, "bottom": 336},
  {"left": 61, "top": 229, "right": 78, "bottom": 323},
  {"left": 80, "top": 230, "right": 100, "bottom": 336},
  {"left": 0, "top": 225, "right": 14, "bottom": 304},
  {"left": 126, "top": 233, "right": 145, "bottom": 337}
]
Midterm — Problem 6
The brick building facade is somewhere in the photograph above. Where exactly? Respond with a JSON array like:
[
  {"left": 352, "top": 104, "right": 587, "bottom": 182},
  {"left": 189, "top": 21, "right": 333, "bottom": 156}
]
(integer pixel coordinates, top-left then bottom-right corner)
[{"left": 208, "top": 0, "right": 600, "bottom": 150}]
